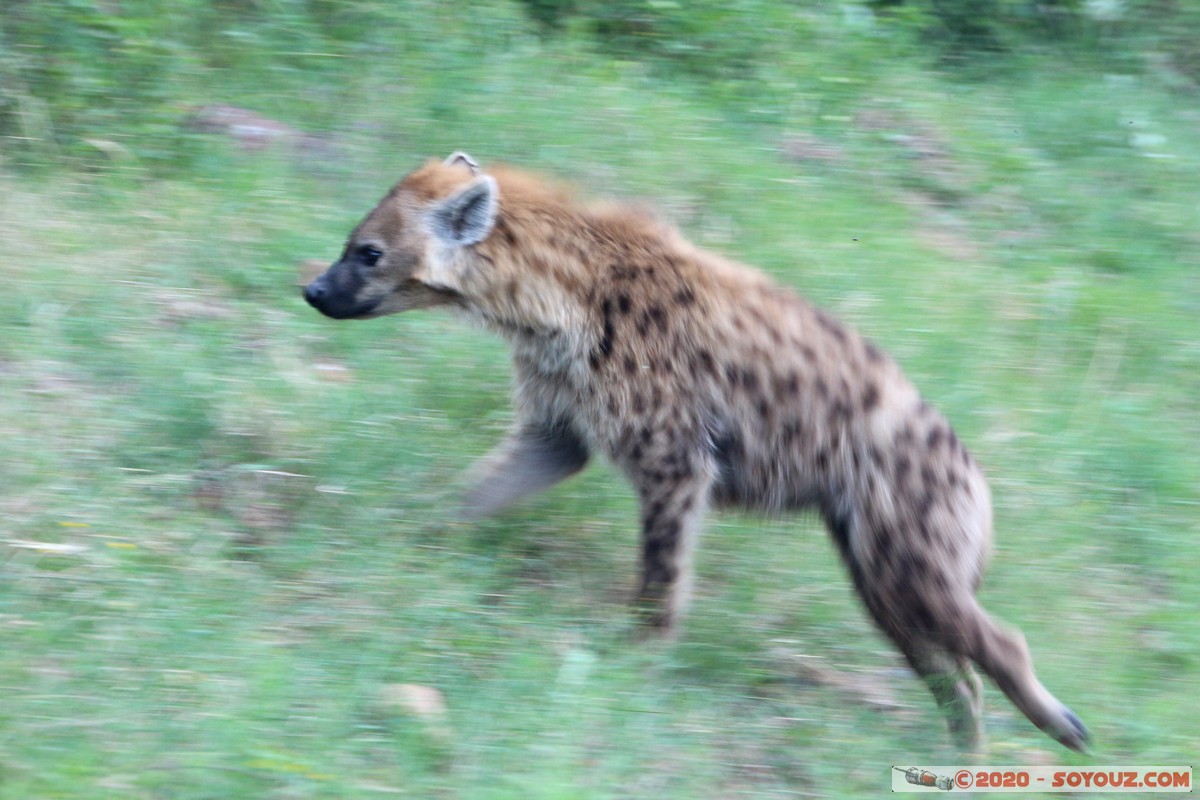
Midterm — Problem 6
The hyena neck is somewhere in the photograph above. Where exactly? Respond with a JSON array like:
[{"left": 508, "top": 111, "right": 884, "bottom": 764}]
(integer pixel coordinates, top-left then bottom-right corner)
[{"left": 468, "top": 204, "right": 634, "bottom": 353}]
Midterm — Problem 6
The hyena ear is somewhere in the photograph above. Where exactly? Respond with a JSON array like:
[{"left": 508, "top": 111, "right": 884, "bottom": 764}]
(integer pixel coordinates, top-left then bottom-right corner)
[
  {"left": 444, "top": 151, "right": 480, "bottom": 174},
  {"left": 427, "top": 175, "right": 499, "bottom": 247}
]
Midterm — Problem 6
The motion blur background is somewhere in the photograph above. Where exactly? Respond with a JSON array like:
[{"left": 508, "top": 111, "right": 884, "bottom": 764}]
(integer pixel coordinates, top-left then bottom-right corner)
[{"left": 2, "top": 2, "right": 1198, "bottom": 796}]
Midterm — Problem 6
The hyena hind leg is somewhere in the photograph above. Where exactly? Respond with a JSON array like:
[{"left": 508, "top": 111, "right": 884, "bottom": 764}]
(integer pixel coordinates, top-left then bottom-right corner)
[
  {"left": 835, "top": 517, "right": 1087, "bottom": 752},
  {"left": 827, "top": 513, "right": 987, "bottom": 750},
  {"left": 902, "top": 645, "right": 986, "bottom": 752},
  {"left": 951, "top": 598, "right": 1091, "bottom": 752}
]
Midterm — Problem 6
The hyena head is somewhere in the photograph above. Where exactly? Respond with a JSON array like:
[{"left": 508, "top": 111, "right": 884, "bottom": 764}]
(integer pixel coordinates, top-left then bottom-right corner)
[{"left": 303, "top": 152, "right": 498, "bottom": 320}]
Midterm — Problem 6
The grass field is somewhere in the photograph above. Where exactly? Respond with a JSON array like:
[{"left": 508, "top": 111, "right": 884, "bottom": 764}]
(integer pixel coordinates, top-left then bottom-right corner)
[{"left": 2, "top": 9, "right": 1199, "bottom": 797}]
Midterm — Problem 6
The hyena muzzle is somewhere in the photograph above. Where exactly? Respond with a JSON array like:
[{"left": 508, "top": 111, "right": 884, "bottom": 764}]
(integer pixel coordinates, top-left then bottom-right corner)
[{"left": 303, "top": 152, "right": 1089, "bottom": 752}]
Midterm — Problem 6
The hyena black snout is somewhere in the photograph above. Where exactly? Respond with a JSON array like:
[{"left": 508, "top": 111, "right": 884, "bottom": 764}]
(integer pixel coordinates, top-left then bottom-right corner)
[
  {"left": 303, "top": 262, "right": 374, "bottom": 320},
  {"left": 302, "top": 274, "right": 330, "bottom": 307}
]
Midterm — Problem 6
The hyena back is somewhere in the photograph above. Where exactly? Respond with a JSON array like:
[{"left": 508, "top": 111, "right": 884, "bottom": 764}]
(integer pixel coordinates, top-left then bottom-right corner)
[{"left": 304, "top": 152, "right": 1088, "bottom": 752}]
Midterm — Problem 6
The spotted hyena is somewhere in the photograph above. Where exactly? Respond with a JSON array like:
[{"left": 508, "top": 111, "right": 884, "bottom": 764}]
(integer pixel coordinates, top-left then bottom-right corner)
[{"left": 303, "top": 152, "right": 1088, "bottom": 751}]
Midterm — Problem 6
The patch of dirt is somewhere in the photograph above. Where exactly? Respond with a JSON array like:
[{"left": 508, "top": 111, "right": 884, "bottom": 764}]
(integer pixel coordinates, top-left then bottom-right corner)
[
  {"left": 182, "top": 104, "right": 337, "bottom": 160},
  {"left": 854, "top": 107, "right": 973, "bottom": 201},
  {"left": 151, "top": 288, "right": 237, "bottom": 326},
  {"left": 852, "top": 105, "right": 995, "bottom": 262},
  {"left": 192, "top": 466, "right": 311, "bottom": 544},
  {"left": 902, "top": 191, "right": 983, "bottom": 262},
  {"left": 775, "top": 649, "right": 909, "bottom": 712},
  {"left": 779, "top": 132, "right": 847, "bottom": 166}
]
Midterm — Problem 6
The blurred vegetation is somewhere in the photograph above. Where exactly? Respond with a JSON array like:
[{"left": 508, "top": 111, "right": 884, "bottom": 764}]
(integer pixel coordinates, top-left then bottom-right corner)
[
  {"left": 4, "top": 0, "right": 1200, "bottom": 168},
  {"left": 2, "top": 2, "right": 1199, "bottom": 798}
]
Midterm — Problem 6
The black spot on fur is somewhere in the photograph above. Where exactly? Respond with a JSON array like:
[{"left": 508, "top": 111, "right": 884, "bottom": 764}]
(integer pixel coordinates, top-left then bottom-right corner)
[
  {"left": 875, "top": 527, "right": 895, "bottom": 566},
  {"left": 927, "top": 427, "right": 944, "bottom": 450},
  {"left": 910, "top": 596, "right": 936, "bottom": 634},
  {"left": 613, "top": 264, "right": 636, "bottom": 282},
  {"left": 589, "top": 298, "right": 615, "bottom": 370},
  {"left": 782, "top": 421, "right": 804, "bottom": 445},
  {"left": 921, "top": 464, "right": 936, "bottom": 489},
  {"left": 642, "top": 534, "right": 664, "bottom": 560},
  {"left": 865, "top": 340, "right": 885, "bottom": 363},
  {"left": 641, "top": 525, "right": 678, "bottom": 585},
  {"left": 899, "top": 552, "right": 929, "bottom": 581},
  {"left": 674, "top": 288, "right": 695, "bottom": 306},
  {"left": 816, "top": 310, "right": 848, "bottom": 343},
  {"left": 616, "top": 293, "right": 632, "bottom": 314},
  {"left": 862, "top": 382, "right": 880, "bottom": 412},
  {"left": 653, "top": 518, "right": 680, "bottom": 543},
  {"left": 624, "top": 355, "right": 637, "bottom": 375},
  {"left": 916, "top": 490, "right": 934, "bottom": 519},
  {"left": 829, "top": 399, "right": 851, "bottom": 425}
]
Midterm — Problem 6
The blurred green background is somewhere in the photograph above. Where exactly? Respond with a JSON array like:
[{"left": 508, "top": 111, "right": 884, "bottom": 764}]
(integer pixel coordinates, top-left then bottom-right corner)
[{"left": 2, "top": 2, "right": 1198, "bottom": 797}]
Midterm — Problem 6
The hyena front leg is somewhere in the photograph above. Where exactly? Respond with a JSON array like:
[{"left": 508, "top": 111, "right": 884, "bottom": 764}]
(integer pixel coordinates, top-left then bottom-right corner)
[
  {"left": 461, "top": 420, "right": 590, "bottom": 520},
  {"left": 632, "top": 454, "right": 715, "bottom": 634}
]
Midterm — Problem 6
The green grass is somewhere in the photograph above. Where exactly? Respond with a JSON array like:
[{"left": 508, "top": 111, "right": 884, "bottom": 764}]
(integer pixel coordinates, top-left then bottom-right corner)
[{"left": 2, "top": 18, "right": 1199, "bottom": 798}]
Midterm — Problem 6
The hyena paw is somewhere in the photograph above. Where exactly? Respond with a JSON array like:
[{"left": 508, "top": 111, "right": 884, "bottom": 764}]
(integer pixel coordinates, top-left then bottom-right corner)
[{"left": 1048, "top": 704, "right": 1091, "bottom": 753}]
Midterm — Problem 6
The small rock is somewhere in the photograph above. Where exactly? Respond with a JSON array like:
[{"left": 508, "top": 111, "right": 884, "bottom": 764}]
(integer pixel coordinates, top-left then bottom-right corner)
[{"left": 380, "top": 683, "right": 447, "bottom": 719}]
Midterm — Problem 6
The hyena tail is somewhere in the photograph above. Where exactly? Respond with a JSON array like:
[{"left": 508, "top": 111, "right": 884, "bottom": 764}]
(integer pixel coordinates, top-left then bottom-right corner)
[{"left": 950, "top": 596, "right": 1091, "bottom": 752}]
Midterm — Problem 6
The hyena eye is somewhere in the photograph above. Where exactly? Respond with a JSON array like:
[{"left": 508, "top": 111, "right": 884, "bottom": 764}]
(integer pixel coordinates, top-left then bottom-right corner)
[{"left": 357, "top": 245, "right": 383, "bottom": 266}]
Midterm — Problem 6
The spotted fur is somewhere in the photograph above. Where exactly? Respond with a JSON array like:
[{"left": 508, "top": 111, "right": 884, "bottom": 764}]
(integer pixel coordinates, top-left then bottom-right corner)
[{"left": 303, "top": 154, "right": 1089, "bottom": 752}]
